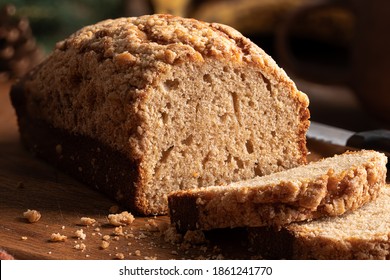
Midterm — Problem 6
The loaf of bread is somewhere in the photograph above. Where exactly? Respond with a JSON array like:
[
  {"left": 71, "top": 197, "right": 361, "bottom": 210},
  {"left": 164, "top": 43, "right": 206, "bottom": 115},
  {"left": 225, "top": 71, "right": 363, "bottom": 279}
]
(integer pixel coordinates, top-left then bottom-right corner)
[
  {"left": 10, "top": 14, "right": 309, "bottom": 215},
  {"left": 248, "top": 185, "right": 390, "bottom": 259},
  {"left": 168, "top": 150, "right": 387, "bottom": 231}
]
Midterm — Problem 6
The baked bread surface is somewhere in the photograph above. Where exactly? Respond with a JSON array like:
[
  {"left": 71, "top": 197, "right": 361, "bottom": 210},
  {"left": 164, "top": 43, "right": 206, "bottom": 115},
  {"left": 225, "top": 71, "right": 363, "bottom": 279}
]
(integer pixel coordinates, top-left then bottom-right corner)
[
  {"left": 248, "top": 185, "right": 390, "bottom": 260},
  {"left": 168, "top": 150, "right": 387, "bottom": 231},
  {"left": 11, "top": 14, "right": 309, "bottom": 215}
]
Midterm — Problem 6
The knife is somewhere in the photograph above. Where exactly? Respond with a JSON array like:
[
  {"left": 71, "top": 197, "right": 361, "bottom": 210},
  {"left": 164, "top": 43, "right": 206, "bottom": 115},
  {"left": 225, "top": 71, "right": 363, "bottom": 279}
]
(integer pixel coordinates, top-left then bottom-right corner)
[{"left": 307, "top": 121, "right": 390, "bottom": 155}]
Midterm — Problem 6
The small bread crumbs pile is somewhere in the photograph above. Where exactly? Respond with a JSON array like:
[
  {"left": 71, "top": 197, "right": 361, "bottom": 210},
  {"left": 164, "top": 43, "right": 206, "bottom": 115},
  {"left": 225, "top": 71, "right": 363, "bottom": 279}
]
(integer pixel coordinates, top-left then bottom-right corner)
[
  {"left": 79, "top": 217, "right": 96, "bottom": 226},
  {"left": 107, "top": 211, "right": 135, "bottom": 226},
  {"left": 144, "top": 219, "right": 159, "bottom": 232},
  {"left": 23, "top": 209, "right": 41, "bottom": 223},
  {"left": 74, "top": 243, "right": 86, "bottom": 251},
  {"left": 113, "top": 226, "right": 124, "bottom": 236},
  {"left": 50, "top": 233, "right": 67, "bottom": 242},
  {"left": 75, "top": 229, "right": 86, "bottom": 240},
  {"left": 163, "top": 226, "right": 183, "bottom": 244}
]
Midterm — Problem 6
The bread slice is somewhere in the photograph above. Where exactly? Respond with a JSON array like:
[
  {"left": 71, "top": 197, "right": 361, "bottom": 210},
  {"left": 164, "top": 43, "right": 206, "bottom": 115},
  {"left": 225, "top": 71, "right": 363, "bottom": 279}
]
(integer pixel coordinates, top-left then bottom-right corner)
[
  {"left": 168, "top": 150, "right": 387, "bottom": 232},
  {"left": 248, "top": 186, "right": 390, "bottom": 260},
  {"left": 10, "top": 14, "right": 309, "bottom": 215}
]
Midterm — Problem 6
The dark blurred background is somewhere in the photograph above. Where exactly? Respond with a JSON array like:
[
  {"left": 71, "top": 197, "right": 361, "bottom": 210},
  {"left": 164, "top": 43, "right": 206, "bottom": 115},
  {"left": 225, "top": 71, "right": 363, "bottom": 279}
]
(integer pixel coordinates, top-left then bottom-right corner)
[
  {"left": 1, "top": 0, "right": 352, "bottom": 58},
  {"left": 1, "top": 0, "right": 389, "bottom": 131}
]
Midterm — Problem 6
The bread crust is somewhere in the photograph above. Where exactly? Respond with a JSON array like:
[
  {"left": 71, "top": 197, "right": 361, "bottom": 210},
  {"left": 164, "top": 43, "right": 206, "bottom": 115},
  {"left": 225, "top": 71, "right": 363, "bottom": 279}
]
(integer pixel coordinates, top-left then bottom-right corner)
[
  {"left": 248, "top": 186, "right": 390, "bottom": 260},
  {"left": 168, "top": 151, "right": 387, "bottom": 232}
]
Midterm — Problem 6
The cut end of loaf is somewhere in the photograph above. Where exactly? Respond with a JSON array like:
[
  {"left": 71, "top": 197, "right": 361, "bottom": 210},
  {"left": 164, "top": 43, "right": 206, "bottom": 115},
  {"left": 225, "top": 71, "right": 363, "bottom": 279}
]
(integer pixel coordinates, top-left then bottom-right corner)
[{"left": 140, "top": 59, "right": 309, "bottom": 214}]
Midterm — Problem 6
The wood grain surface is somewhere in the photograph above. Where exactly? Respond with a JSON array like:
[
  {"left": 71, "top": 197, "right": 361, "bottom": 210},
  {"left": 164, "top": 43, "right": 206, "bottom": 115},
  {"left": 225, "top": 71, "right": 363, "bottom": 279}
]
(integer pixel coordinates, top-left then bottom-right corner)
[{"left": 0, "top": 81, "right": 350, "bottom": 260}]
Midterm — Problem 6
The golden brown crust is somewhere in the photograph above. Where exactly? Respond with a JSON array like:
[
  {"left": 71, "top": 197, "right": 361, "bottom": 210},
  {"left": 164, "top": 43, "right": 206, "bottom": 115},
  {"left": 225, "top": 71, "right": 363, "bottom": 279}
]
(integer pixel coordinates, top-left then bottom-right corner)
[{"left": 169, "top": 150, "right": 387, "bottom": 232}]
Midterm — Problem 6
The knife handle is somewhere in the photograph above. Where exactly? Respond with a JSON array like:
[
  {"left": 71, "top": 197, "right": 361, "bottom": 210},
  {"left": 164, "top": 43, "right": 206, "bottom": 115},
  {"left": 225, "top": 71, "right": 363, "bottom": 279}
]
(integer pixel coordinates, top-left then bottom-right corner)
[{"left": 346, "top": 130, "right": 390, "bottom": 155}]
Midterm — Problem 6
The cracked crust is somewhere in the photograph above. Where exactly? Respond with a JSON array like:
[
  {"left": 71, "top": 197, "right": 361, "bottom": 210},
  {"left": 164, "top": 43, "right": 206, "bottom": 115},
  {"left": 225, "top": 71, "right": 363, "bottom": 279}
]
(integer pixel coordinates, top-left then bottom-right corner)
[{"left": 168, "top": 150, "right": 387, "bottom": 231}]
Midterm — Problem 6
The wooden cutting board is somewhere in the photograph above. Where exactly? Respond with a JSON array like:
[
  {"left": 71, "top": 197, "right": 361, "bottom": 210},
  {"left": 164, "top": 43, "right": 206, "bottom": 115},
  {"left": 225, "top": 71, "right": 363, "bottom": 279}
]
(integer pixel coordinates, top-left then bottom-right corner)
[{"left": 0, "top": 82, "right": 351, "bottom": 260}]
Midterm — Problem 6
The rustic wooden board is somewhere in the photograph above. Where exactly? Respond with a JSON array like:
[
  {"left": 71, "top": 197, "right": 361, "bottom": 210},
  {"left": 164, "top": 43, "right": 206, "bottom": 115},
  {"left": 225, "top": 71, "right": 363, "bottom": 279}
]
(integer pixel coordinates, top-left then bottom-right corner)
[{"left": 0, "top": 82, "right": 350, "bottom": 260}]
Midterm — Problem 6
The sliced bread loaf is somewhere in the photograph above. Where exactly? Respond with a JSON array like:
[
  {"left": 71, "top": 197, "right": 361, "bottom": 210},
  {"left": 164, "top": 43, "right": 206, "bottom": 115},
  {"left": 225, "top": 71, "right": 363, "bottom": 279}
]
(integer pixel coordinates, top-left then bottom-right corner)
[
  {"left": 10, "top": 14, "right": 309, "bottom": 215},
  {"left": 168, "top": 150, "right": 387, "bottom": 232},
  {"left": 248, "top": 186, "right": 390, "bottom": 259}
]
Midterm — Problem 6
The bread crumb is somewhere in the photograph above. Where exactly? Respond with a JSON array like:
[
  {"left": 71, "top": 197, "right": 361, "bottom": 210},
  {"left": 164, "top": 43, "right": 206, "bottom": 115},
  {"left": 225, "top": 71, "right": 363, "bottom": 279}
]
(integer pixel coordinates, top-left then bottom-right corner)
[
  {"left": 135, "top": 250, "right": 141, "bottom": 256},
  {"left": 101, "top": 240, "right": 110, "bottom": 249},
  {"left": 21, "top": 236, "right": 28, "bottom": 240},
  {"left": 102, "top": 235, "right": 110, "bottom": 241},
  {"left": 107, "top": 211, "right": 135, "bottom": 226},
  {"left": 116, "top": 253, "right": 125, "bottom": 260},
  {"left": 109, "top": 205, "right": 120, "bottom": 214},
  {"left": 61, "top": 226, "right": 65, "bottom": 230},
  {"left": 80, "top": 217, "right": 96, "bottom": 226},
  {"left": 163, "top": 226, "right": 183, "bottom": 244},
  {"left": 23, "top": 209, "right": 41, "bottom": 223},
  {"left": 145, "top": 256, "right": 158, "bottom": 260},
  {"left": 74, "top": 243, "right": 86, "bottom": 251},
  {"left": 94, "top": 227, "right": 101, "bottom": 232},
  {"left": 50, "top": 233, "right": 67, "bottom": 242},
  {"left": 113, "top": 226, "right": 124, "bottom": 236},
  {"left": 138, "top": 233, "right": 148, "bottom": 239},
  {"left": 75, "top": 229, "right": 86, "bottom": 240},
  {"left": 113, "top": 236, "right": 120, "bottom": 241},
  {"left": 144, "top": 219, "right": 159, "bottom": 232}
]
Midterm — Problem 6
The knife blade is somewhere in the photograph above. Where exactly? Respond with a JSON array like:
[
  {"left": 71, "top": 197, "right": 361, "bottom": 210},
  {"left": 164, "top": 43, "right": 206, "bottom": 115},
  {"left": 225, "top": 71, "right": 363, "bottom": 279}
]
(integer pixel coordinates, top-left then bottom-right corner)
[{"left": 307, "top": 121, "right": 390, "bottom": 155}]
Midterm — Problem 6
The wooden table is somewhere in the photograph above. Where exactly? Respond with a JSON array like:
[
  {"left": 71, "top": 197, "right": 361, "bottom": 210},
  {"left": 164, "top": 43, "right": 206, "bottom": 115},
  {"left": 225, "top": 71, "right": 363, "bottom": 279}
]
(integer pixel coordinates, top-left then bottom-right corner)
[{"left": 0, "top": 81, "right": 365, "bottom": 260}]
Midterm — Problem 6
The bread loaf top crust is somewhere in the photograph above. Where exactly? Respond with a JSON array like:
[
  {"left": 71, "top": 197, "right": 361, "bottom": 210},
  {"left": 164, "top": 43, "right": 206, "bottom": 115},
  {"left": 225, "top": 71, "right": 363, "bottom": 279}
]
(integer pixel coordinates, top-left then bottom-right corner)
[
  {"left": 22, "top": 14, "right": 309, "bottom": 161},
  {"left": 45, "top": 14, "right": 307, "bottom": 104}
]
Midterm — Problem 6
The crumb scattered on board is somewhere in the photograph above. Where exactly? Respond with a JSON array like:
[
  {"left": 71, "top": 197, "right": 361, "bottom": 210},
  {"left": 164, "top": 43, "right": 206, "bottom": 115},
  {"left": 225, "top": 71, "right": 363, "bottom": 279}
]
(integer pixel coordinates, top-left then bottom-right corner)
[
  {"left": 16, "top": 209, "right": 248, "bottom": 260},
  {"left": 23, "top": 209, "right": 41, "bottom": 223},
  {"left": 50, "top": 233, "right": 67, "bottom": 242},
  {"left": 107, "top": 211, "right": 135, "bottom": 226}
]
